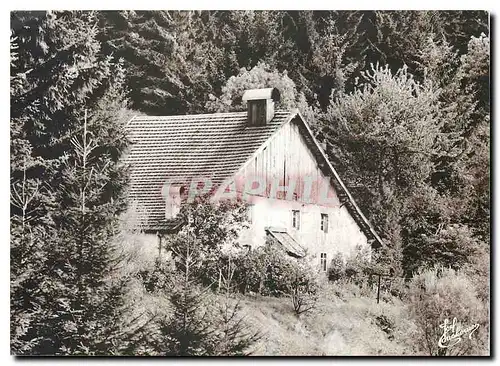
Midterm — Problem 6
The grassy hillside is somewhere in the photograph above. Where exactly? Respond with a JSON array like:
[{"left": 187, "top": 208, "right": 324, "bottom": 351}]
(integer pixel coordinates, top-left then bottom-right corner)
[
  {"left": 130, "top": 276, "right": 417, "bottom": 356},
  {"left": 236, "top": 283, "right": 417, "bottom": 356}
]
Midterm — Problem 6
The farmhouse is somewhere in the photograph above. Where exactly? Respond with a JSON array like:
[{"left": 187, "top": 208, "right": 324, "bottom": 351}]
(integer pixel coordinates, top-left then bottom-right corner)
[{"left": 125, "top": 88, "right": 383, "bottom": 272}]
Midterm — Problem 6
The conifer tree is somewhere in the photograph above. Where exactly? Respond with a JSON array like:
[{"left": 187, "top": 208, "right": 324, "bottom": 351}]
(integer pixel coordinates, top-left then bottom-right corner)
[
  {"left": 11, "top": 11, "right": 136, "bottom": 354},
  {"left": 210, "top": 258, "right": 261, "bottom": 356},
  {"left": 10, "top": 32, "right": 56, "bottom": 354},
  {"left": 159, "top": 235, "right": 214, "bottom": 356},
  {"left": 155, "top": 199, "right": 259, "bottom": 356},
  {"left": 99, "top": 10, "right": 229, "bottom": 115},
  {"left": 38, "top": 110, "right": 135, "bottom": 355}
]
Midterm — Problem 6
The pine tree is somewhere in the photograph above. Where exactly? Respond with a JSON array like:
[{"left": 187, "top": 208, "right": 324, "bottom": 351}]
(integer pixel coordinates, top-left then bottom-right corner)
[
  {"left": 99, "top": 10, "right": 231, "bottom": 115},
  {"left": 320, "top": 64, "right": 458, "bottom": 275},
  {"left": 36, "top": 110, "right": 136, "bottom": 355},
  {"left": 11, "top": 11, "right": 137, "bottom": 354},
  {"left": 158, "top": 234, "right": 214, "bottom": 356},
  {"left": 10, "top": 26, "right": 61, "bottom": 355},
  {"left": 155, "top": 199, "right": 259, "bottom": 356}
]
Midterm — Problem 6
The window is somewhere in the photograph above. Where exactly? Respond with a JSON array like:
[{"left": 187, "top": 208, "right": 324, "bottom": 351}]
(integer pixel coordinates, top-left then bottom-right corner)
[
  {"left": 321, "top": 213, "right": 329, "bottom": 233},
  {"left": 247, "top": 204, "right": 254, "bottom": 224},
  {"left": 320, "top": 253, "right": 327, "bottom": 272},
  {"left": 292, "top": 210, "right": 301, "bottom": 230}
]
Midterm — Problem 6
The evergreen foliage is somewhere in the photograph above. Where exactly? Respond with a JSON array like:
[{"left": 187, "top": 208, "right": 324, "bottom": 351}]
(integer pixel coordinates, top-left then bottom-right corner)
[
  {"left": 11, "top": 11, "right": 136, "bottom": 355},
  {"left": 11, "top": 10, "right": 490, "bottom": 355},
  {"left": 154, "top": 200, "right": 260, "bottom": 356}
]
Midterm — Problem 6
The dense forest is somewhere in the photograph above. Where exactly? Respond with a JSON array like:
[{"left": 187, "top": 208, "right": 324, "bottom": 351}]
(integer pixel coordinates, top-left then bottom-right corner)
[{"left": 11, "top": 10, "right": 490, "bottom": 356}]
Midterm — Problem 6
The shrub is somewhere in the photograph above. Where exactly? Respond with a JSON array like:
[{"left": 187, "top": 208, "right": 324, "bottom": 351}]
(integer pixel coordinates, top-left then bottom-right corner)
[
  {"left": 229, "top": 243, "right": 283, "bottom": 295},
  {"left": 288, "top": 260, "right": 319, "bottom": 316},
  {"left": 229, "top": 249, "right": 268, "bottom": 294},
  {"left": 262, "top": 246, "right": 299, "bottom": 296},
  {"left": 384, "top": 277, "right": 407, "bottom": 300},
  {"left": 344, "top": 246, "right": 373, "bottom": 282},
  {"left": 137, "top": 259, "right": 173, "bottom": 293},
  {"left": 327, "top": 253, "right": 345, "bottom": 282},
  {"left": 235, "top": 243, "right": 319, "bottom": 298},
  {"left": 233, "top": 243, "right": 319, "bottom": 315},
  {"left": 462, "top": 246, "right": 490, "bottom": 302},
  {"left": 406, "top": 267, "right": 489, "bottom": 356},
  {"left": 198, "top": 249, "right": 249, "bottom": 291}
]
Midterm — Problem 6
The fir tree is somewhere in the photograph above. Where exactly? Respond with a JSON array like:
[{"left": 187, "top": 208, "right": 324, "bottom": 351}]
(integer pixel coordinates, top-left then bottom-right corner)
[
  {"left": 37, "top": 110, "right": 135, "bottom": 355},
  {"left": 210, "top": 258, "right": 261, "bottom": 356},
  {"left": 159, "top": 236, "right": 214, "bottom": 356},
  {"left": 99, "top": 10, "right": 230, "bottom": 115},
  {"left": 155, "top": 199, "right": 259, "bottom": 356},
  {"left": 11, "top": 11, "right": 136, "bottom": 354}
]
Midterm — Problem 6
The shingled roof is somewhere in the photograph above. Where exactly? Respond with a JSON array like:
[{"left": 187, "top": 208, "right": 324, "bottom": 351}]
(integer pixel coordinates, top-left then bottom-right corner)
[
  {"left": 125, "top": 110, "right": 294, "bottom": 230},
  {"left": 125, "top": 109, "right": 384, "bottom": 248}
]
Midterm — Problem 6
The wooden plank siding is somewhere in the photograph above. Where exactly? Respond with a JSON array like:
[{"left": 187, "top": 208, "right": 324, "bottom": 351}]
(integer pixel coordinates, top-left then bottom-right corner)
[{"left": 219, "top": 118, "right": 370, "bottom": 271}]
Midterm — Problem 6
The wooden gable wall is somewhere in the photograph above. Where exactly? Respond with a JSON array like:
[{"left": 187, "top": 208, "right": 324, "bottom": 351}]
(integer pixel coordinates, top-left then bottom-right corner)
[{"left": 222, "top": 117, "right": 370, "bottom": 269}]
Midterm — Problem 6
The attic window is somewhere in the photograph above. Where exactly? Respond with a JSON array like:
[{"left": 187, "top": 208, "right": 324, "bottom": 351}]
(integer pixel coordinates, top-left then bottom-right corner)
[{"left": 242, "top": 88, "right": 281, "bottom": 126}]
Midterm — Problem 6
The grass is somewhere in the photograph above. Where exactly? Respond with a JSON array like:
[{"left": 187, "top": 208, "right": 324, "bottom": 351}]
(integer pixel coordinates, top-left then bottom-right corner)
[
  {"left": 118, "top": 222, "right": 420, "bottom": 356},
  {"left": 124, "top": 269, "right": 488, "bottom": 356},
  {"left": 123, "top": 255, "right": 419, "bottom": 356},
  {"left": 234, "top": 281, "right": 417, "bottom": 356}
]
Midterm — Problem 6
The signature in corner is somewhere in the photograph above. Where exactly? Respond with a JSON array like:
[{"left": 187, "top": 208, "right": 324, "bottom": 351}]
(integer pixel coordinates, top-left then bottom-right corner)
[{"left": 438, "top": 317, "right": 480, "bottom": 349}]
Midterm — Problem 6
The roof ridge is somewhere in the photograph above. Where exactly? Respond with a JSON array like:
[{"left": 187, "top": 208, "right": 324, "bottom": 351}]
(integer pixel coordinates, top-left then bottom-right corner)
[{"left": 131, "top": 109, "right": 293, "bottom": 120}]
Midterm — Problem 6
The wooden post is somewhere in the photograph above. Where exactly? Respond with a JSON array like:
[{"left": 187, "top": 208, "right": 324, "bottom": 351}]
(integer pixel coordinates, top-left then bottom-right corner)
[
  {"left": 158, "top": 233, "right": 162, "bottom": 259},
  {"left": 377, "top": 274, "right": 381, "bottom": 304},
  {"left": 218, "top": 269, "right": 222, "bottom": 292}
]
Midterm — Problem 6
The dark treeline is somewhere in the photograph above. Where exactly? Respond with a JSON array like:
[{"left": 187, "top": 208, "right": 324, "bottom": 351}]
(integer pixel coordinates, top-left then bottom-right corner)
[
  {"left": 92, "top": 11, "right": 487, "bottom": 115},
  {"left": 10, "top": 10, "right": 489, "bottom": 355}
]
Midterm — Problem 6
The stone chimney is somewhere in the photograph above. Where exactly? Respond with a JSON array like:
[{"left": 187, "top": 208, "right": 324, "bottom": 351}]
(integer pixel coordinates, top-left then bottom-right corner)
[{"left": 242, "top": 88, "right": 281, "bottom": 126}]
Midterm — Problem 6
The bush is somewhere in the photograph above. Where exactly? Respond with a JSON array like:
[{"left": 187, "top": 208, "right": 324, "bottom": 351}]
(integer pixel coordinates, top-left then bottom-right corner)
[
  {"left": 384, "top": 277, "right": 407, "bottom": 300},
  {"left": 327, "top": 253, "right": 345, "bottom": 282},
  {"left": 344, "top": 246, "right": 373, "bottom": 282},
  {"left": 231, "top": 249, "right": 268, "bottom": 294},
  {"left": 406, "top": 267, "right": 489, "bottom": 356},
  {"left": 235, "top": 243, "right": 319, "bottom": 298},
  {"left": 197, "top": 250, "right": 248, "bottom": 292},
  {"left": 137, "top": 259, "right": 173, "bottom": 293},
  {"left": 204, "top": 243, "right": 320, "bottom": 316},
  {"left": 261, "top": 246, "right": 300, "bottom": 296},
  {"left": 223, "top": 243, "right": 285, "bottom": 295},
  {"left": 462, "top": 247, "right": 490, "bottom": 302},
  {"left": 287, "top": 260, "right": 319, "bottom": 316}
]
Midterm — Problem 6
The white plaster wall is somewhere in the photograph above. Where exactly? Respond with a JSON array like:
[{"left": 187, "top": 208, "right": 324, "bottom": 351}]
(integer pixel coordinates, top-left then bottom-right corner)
[{"left": 238, "top": 196, "right": 369, "bottom": 271}]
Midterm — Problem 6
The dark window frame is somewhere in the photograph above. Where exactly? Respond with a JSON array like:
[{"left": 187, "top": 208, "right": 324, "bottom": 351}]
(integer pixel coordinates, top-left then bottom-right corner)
[
  {"left": 321, "top": 213, "right": 329, "bottom": 233},
  {"left": 320, "top": 252, "right": 327, "bottom": 272},
  {"left": 292, "top": 209, "right": 301, "bottom": 230}
]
